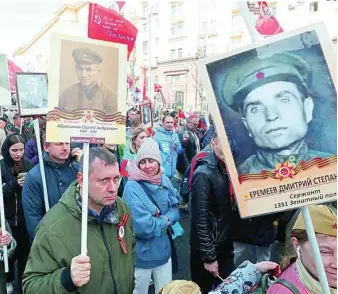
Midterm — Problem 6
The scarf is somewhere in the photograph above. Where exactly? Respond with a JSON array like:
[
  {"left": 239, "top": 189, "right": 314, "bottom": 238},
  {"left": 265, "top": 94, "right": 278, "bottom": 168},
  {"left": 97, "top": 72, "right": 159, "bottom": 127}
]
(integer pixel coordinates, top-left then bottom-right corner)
[
  {"left": 128, "top": 161, "right": 162, "bottom": 185},
  {"left": 296, "top": 258, "right": 337, "bottom": 294}
]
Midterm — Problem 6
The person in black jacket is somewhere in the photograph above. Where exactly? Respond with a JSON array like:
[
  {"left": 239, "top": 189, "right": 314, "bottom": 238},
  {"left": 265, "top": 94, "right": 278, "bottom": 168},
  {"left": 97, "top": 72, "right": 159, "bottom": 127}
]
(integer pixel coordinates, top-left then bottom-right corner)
[
  {"left": 190, "top": 131, "right": 234, "bottom": 293},
  {"left": 177, "top": 114, "right": 201, "bottom": 175},
  {"left": 0, "top": 134, "right": 33, "bottom": 292}
]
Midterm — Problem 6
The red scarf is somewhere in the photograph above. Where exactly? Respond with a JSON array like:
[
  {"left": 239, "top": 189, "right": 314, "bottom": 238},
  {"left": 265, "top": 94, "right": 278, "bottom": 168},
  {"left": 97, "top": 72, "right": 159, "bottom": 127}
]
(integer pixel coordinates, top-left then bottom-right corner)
[{"left": 128, "top": 161, "right": 162, "bottom": 185}]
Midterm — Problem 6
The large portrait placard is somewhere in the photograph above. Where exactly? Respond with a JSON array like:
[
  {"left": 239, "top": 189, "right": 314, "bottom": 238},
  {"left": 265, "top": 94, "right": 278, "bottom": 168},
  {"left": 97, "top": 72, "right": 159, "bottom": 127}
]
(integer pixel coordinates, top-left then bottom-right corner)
[
  {"left": 46, "top": 34, "right": 127, "bottom": 144},
  {"left": 199, "top": 23, "right": 337, "bottom": 218}
]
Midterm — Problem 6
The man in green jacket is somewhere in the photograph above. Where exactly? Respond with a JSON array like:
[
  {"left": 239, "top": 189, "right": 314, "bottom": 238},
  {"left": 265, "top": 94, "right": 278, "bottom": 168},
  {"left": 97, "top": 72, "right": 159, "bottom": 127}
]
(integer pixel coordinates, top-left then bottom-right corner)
[{"left": 23, "top": 147, "right": 135, "bottom": 294}]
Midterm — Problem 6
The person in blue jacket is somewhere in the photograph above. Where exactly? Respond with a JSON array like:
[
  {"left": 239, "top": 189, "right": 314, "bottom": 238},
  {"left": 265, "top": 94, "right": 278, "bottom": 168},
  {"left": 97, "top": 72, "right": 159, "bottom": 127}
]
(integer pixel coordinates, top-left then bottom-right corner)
[
  {"left": 123, "top": 138, "right": 180, "bottom": 294},
  {"left": 153, "top": 113, "right": 184, "bottom": 182},
  {"left": 22, "top": 137, "right": 79, "bottom": 240}
]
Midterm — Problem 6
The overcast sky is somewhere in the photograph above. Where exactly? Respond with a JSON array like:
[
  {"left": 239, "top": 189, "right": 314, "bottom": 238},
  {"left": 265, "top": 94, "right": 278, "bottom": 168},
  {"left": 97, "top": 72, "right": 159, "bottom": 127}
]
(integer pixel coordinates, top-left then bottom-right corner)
[{"left": 0, "top": 1, "right": 64, "bottom": 56}]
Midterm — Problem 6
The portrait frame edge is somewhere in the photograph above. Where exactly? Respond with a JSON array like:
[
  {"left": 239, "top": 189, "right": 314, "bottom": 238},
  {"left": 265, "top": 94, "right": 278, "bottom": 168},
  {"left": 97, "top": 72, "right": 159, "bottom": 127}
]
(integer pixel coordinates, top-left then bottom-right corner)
[
  {"left": 139, "top": 101, "right": 153, "bottom": 129},
  {"left": 198, "top": 22, "right": 337, "bottom": 218},
  {"left": 47, "top": 33, "right": 128, "bottom": 115},
  {"left": 15, "top": 72, "right": 49, "bottom": 117},
  {"left": 46, "top": 33, "right": 128, "bottom": 145}
]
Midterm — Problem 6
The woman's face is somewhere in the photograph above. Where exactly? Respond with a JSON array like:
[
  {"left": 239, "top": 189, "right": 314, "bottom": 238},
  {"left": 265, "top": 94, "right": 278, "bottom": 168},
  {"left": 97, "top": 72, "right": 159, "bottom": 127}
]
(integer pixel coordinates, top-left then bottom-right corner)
[
  {"left": 299, "top": 234, "right": 337, "bottom": 287},
  {"left": 139, "top": 158, "right": 160, "bottom": 177},
  {"left": 9, "top": 142, "right": 24, "bottom": 162},
  {"left": 134, "top": 132, "right": 148, "bottom": 149}
]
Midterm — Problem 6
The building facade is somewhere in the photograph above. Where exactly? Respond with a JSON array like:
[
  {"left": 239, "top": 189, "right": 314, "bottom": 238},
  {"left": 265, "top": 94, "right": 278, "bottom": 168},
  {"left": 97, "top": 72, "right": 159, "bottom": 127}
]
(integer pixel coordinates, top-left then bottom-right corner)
[{"left": 12, "top": 1, "right": 337, "bottom": 112}]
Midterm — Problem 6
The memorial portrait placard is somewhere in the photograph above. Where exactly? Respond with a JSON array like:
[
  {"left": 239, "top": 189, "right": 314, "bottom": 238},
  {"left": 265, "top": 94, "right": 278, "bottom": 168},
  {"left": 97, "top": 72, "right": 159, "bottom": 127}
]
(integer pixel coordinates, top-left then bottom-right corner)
[
  {"left": 139, "top": 101, "right": 153, "bottom": 128},
  {"left": 199, "top": 23, "right": 337, "bottom": 218},
  {"left": 16, "top": 73, "right": 48, "bottom": 117},
  {"left": 46, "top": 33, "right": 127, "bottom": 145}
]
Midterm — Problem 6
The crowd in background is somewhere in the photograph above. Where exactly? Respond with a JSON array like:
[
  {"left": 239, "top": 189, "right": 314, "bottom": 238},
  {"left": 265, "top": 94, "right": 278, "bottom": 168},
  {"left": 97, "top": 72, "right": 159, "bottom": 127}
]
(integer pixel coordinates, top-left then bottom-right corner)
[{"left": 0, "top": 107, "right": 336, "bottom": 294}]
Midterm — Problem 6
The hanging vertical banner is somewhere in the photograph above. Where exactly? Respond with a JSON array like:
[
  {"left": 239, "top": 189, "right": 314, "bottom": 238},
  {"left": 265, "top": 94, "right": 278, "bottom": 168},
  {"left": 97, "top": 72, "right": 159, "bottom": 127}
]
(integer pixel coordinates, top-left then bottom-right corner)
[
  {"left": 247, "top": 2, "right": 283, "bottom": 36},
  {"left": 140, "top": 66, "right": 148, "bottom": 101},
  {"left": 0, "top": 54, "right": 11, "bottom": 106},
  {"left": 88, "top": 3, "right": 138, "bottom": 60},
  {"left": 7, "top": 60, "right": 22, "bottom": 93}
]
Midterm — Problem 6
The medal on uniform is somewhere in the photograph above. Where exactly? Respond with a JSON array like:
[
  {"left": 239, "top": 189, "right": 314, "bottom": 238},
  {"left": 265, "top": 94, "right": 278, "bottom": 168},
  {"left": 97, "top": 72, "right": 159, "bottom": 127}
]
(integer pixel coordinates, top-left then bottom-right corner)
[{"left": 116, "top": 213, "right": 129, "bottom": 254}]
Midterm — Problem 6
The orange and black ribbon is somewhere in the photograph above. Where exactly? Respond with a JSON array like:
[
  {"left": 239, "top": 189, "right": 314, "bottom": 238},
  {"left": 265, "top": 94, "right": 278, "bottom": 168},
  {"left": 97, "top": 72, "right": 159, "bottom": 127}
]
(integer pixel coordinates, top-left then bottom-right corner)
[{"left": 117, "top": 213, "right": 129, "bottom": 254}]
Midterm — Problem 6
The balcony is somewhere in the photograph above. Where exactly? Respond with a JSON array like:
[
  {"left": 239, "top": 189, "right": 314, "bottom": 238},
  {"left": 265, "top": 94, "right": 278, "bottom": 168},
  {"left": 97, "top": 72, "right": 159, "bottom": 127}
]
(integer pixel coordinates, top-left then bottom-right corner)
[{"left": 170, "top": 13, "right": 184, "bottom": 24}]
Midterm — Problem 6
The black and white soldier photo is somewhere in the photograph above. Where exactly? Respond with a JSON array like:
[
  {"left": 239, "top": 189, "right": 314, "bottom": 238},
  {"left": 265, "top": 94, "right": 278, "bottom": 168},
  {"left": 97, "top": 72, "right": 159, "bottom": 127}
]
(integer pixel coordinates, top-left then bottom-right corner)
[
  {"left": 205, "top": 29, "right": 336, "bottom": 177},
  {"left": 58, "top": 42, "right": 119, "bottom": 114}
]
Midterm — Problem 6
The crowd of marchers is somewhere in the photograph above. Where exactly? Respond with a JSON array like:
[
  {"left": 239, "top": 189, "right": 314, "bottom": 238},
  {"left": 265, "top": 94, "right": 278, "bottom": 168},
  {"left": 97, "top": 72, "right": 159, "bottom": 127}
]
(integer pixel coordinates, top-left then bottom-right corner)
[{"left": 0, "top": 105, "right": 336, "bottom": 294}]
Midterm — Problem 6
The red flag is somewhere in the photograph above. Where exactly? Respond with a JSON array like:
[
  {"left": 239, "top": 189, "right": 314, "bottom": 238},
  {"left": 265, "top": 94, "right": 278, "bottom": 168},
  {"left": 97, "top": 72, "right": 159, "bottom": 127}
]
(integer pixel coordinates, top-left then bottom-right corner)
[
  {"left": 88, "top": 3, "right": 138, "bottom": 60},
  {"left": 178, "top": 109, "right": 185, "bottom": 119},
  {"left": 254, "top": 2, "right": 283, "bottom": 36},
  {"left": 154, "top": 84, "right": 162, "bottom": 93},
  {"left": 7, "top": 60, "right": 22, "bottom": 92},
  {"left": 116, "top": 1, "right": 126, "bottom": 11}
]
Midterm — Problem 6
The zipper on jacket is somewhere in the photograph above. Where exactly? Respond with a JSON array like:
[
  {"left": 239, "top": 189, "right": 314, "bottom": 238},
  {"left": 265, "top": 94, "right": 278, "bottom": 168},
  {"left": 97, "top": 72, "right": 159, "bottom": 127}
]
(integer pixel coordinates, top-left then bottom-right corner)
[{"left": 100, "top": 224, "right": 118, "bottom": 293}]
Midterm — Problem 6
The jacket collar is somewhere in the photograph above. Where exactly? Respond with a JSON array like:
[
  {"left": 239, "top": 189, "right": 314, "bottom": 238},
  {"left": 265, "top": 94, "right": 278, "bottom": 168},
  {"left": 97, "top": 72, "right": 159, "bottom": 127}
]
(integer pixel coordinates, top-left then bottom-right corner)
[
  {"left": 195, "top": 151, "right": 227, "bottom": 174},
  {"left": 43, "top": 151, "right": 72, "bottom": 168},
  {"left": 255, "top": 142, "right": 310, "bottom": 170},
  {"left": 60, "top": 181, "right": 119, "bottom": 224},
  {"left": 139, "top": 175, "right": 171, "bottom": 192},
  {"left": 158, "top": 127, "right": 173, "bottom": 135}
]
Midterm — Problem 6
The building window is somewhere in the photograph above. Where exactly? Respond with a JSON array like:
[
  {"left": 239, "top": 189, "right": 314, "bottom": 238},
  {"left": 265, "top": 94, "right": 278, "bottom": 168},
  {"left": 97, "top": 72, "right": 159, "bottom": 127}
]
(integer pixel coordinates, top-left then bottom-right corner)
[
  {"left": 174, "top": 75, "right": 181, "bottom": 82},
  {"left": 143, "top": 41, "right": 148, "bottom": 55},
  {"left": 310, "top": 2, "right": 318, "bottom": 12},
  {"left": 171, "top": 24, "right": 184, "bottom": 38},
  {"left": 171, "top": 4, "right": 177, "bottom": 17},
  {"left": 210, "top": 20, "right": 217, "bottom": 34},
  {"left": 143, "top": 23, "right": 148, "bottom": 33},
  {"left": 155, "top": 57, "right": 159, "bottom": 63},
  {"left": 201, "top": 21, "right": 208, "bottom": 35},
  {"left": 154, "top": 75, "right": 158, "bottom": 84},
  {"left": 171, "top": 49, "right": 176, "bottom": 59},
  {"left": 153, "top": 3, "right": 159, "bottom": 14},
  {"left": 232, "top": 15, "right": 244, "bottom": 34},
  {"left": 178, "top": 48, "right": 183, "bottom": 59},
  {"left": 171, "top": 3, "right": 182, "bottom": 19},
  {"left": 156, "top": 38, "right": 159, "bottom": 47},
  {"left": 156, "top": 18, "right": 160, "bottom": 26},
  {"left": 142, "top": 4, "right": 148, "bottom": 18}
]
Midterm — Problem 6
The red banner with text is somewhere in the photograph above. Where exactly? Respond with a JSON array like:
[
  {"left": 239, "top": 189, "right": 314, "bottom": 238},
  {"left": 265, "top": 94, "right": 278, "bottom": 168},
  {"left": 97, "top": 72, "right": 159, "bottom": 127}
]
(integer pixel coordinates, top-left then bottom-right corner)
[{"left": 88, "top": 3, "right": 138, "bottom": 60}]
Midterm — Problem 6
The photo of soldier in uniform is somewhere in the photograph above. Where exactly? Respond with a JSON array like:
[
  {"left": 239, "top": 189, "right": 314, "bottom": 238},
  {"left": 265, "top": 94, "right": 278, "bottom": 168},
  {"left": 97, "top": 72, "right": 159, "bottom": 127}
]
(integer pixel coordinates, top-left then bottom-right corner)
[
  {"left": 58, "top": 40, "right": 118, "bottom": 114},
  {"left": 16, "top": 73, "right": 48, "bottom": 116},
  {"left": 140, "top": 102, "right": 152, "bottom": 127},
  {"left": 204, "top": 29, "right": 336, "bottom": 178}
]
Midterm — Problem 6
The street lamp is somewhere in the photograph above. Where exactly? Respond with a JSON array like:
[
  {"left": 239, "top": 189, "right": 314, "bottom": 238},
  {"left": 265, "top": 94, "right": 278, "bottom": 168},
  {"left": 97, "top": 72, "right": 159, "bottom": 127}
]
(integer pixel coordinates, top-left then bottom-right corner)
[{"left": 141, "top": 4, "right": 158, "bottom": 102}]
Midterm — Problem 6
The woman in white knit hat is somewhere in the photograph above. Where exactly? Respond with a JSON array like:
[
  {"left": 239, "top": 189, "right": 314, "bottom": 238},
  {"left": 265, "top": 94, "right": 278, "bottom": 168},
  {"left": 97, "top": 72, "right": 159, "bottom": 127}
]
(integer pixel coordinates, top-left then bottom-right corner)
[{"left": 122, "top": 138, "right": 180, "bottom": 294}]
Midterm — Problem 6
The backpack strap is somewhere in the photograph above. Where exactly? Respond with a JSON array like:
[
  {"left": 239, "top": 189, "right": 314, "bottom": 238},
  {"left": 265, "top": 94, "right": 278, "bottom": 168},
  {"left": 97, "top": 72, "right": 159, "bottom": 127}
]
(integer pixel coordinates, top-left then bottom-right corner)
[
  {"left": 188, "top": 151, "right": 208, "bottom": 190},
  {"left": 274, "top": 279, "right": 301, "bottom": 294}
]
